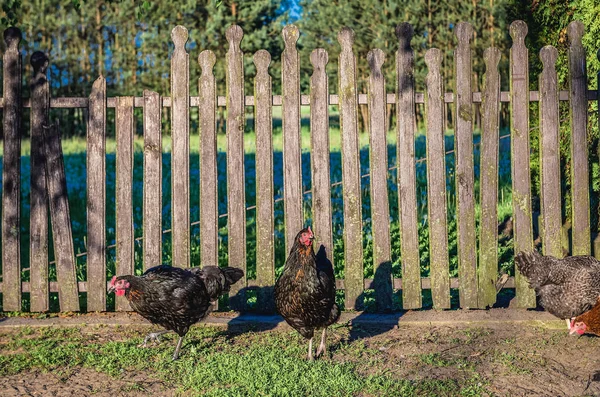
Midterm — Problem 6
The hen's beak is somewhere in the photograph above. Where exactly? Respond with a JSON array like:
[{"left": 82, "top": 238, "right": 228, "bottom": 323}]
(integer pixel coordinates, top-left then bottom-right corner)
[{"left": 107, "top": 276, "right": 117, "bottom": 294}]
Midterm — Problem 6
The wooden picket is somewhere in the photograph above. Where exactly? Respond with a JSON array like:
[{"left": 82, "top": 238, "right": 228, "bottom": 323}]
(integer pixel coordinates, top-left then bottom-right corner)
[
  {"left": 478, "top": 47, "right": 501, "bottom": 308},
  {"left": 338, "top": 27, "right": 364, "bottom": 310},
  {"left": 171, "top": 26, "right": 191, "bottom": 268},
  {"left": 2, "top": 27, "right": 22, "bottom": 311},
  {"left": 198, "top": 51, "right": 219, "bottom": 268},
  {"left": 567, "top": 21, "right": 590, "bottom": 256},
  {"left": 282, "top": 25, "right": 304, "bottom": 252},
  {"left": 310, "top": 48, "right": 333, "bottom": 266},
  {"left": 86, "top": 76, "right": 107, "bottom": 311},
  {"left": 254, "top": 50, "right": 275, "bottom": 311},
  {"left": 115, "top": 96, "right": 135, "bottom": 311},
  {"left": 29, "top": 51, "right": 50, "bottom": 312},
  {"left": 143, "top": 90, "right": 162, "bottom": 271},
  {"left": 0, "top": 21, "right": 598, "bottom": 314},
  {"left": 454, "top": 23, "right": 478, "bottom": 309},
  {"left": 424, "top": 48, "right": 451, "bottom": 309},
  {"left": 539, "top": 46, "right": 562, "bottom": 258},
  {"left": 367, "top": 48, "right": 393, "bottom": 312},
  {"left": 225, "top": 25, "right": 247, "bottom": 310},
  {"left": 396, "top": 23, "right": 422, "bottom": 309},
  {"left": 43, "top": 122, "right": 80, "bottom": 312},
  {"left": 509, "top": 20, "right": 536, "bottom": 308}
]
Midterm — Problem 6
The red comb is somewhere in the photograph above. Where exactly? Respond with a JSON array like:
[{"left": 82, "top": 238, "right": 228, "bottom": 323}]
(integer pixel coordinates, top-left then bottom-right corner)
[{"left": 110, "top": 275, "right": 117, "bottom": 286}]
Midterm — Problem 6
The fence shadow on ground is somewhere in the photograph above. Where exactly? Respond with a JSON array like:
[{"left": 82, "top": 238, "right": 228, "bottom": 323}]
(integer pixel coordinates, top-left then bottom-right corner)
[{"left": 347, "top": 261, "right": 404, "bottom": 342}]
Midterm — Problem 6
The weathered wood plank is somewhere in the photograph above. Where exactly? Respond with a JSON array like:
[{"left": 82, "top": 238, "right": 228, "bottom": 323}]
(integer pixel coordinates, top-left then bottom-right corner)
[
  {"left": 43, "top": 122, "right": 80, "bottom": 312},
  {"left": 86, "top": 76, "right": 107, "bottom": 312},
  {"left": 254, "top": 50, "right": 275, "bottom": 311},
  {"left": 424, "top": 48, "right": 451, "bottom": 309},
  {"left": 225, "top": 25, "right": 247, "bottom": 310},
  {"left": 115, "top": 96, "right": 135, "bottom": 311},
  {"left": 396, "top": 23, "right": 422, "bottom": 309},
  {"left": 509, "top": 20, "right": 536, "bottom": 308},
  {"left": 198, "top": 51, "right": 219, "bottom": 268},
  {"left": 567, "top": 21, "right": 590, "bottom": 256},
  {"left": 282, "top": 25, "right": 304, "bottom": 251},
  {"left": 338, "top": 27, "right": 363, "bottom": 310},
  {"left": 143, "top": 90, "right": 162, "bottom": 271},
  {"left": 170, "top": 26, "right": 190, "bottom": 268},
  {"left": 367, "top": 48, "right": 393, "bottom": 312},
  {"left": 539, "top": 46, "right": 563, "bottom": 259},
  {"left": 310, "top": 49, "right": 334, "bottom": 267},
  {"left": 2, "top": 89, "right": 595, "bottom": 110},
  {"left": 29, "top": 51, "right": 50, "bottom": 312},
  {"left": 2, "top": 28, "right": 22, "bottom": 311},
  {"left": 478, "top": 47, "right": 501, "bottom": 308},
  {"left": 454, "top": 23, "right": 478, "bottom": 309}
]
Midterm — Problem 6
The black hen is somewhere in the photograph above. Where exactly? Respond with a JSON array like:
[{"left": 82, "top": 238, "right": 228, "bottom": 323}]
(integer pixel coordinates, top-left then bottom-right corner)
[
  {"left": 274, "top": 227, "right": 340, "bottom": 360},
  {"left": 515, "top": 250, "right": 600, "bottom": 324},
  {"left": 108, "top": 265, "right": 244, "bottom": 360}
]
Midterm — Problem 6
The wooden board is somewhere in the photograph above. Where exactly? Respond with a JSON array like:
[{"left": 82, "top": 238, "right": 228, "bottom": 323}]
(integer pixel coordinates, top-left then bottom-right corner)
[
  {"left": 198, "top": 51, "right": 219, "bottom": 268},
  {"left": 143, "top": 90, "right": 162, "bottom": 270},
  {"left": 478, "top": 47, "right": 501, "bottom": 308},
  {"left": 539, "top": 46, "right": 562, "bottom": 258},
  {"left": 86, "top": 76, "right": 107, "bottom": 312},
  {"left": 338, "top": 27, "right": 364, "bottom": 310},
  {"left": 29, "top": 51, "right": 50, "bottom": 312},
  {"left": 170, "top": 26, "right": 190, "bottom": 268},
  {"left": 509, "top": 20, "right": 536, "bottom": 308},
  {"left": 115, "top": 96, "right": 134, "bottom": 311},
  {"left": 281, "top": 25, "right": 304, "bottom": 252},
  {"left": 396, "top": 23, "right": 422, "bottom": 309},
  {"left": 424, "top": 48, "right": 451, "bottom": 309},
  {"left": 310, "top": 49, "right": 334, "bottom": 267},
  {"left": 1, "top": 28, "right": 23, "bottom": 311},
  {"left": 43, "top": 122, "right": 80, "bottom": 312},
  {"left": 254, "top": 50, "right": 275, "bottom": 311},
  {"left": 367, "top": 48, "right": 393, "bottom": 312},
  {"left": 567, "top": 21, "right": 590, "bottom": 256},
  {"left": 225, "top": 25, "right": 247, "bottom": 310}
]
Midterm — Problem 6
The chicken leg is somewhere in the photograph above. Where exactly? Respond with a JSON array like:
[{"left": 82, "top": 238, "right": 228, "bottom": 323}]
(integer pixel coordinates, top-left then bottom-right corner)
[
  {"left": 139, "top": 330, "right": 170, "bottom": 348},
  {"left": 172, "top": 336, "right": 185, "bottom": 361},
  {"left": 307, "top": 337, "right": 314, "bottom": 361},
  {"left": 316, "top": 328, "right": 327, "bottom": 358}
]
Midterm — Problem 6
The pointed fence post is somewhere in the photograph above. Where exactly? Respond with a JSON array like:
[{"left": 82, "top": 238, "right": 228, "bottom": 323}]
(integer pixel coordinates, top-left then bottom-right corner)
[
  {"left": 30, "top": 51, "right": 50, "bottom": 312},
  {"left": 509, "top": 20, "right": 536, "bottom": 308},
  {"left": 567, "top": 21, "right": 590, "bottom": 256},
  {"left": 454, "top": 22, "right": 478, "bottom": 309},
  {"left": 2, "top": 27, "right": 23, "bottom": 311},
  {"left": 539, "top": 46, "right": 562, "bottom": 259},
  {"left": 225, "top": 25, "right": 247, "bottom": 310},
  {"left": 396, "top": 23, "right": 422, "bottom": 309},
  {"left": 478, "top": 47, "right": 501, "bottom": 308},
  {"left": 367, "top": 48, "right": 393, "bottom": 312},
  {"left": 171, "top": 25, "right": 190, "bottom": 268},
  {"left": 338, "top": 27, "right": 363, "bottom": 310}
]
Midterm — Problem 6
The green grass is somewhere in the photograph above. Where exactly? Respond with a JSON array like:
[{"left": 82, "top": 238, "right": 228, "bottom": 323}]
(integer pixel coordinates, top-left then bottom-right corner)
[{"left": 0, "top": 326, "right": 491, "bottom": 396}]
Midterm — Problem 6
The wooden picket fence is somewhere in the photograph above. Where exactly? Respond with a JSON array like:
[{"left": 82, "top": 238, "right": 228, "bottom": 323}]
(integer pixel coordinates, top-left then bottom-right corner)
[{"left": 0, "top": 20, "right": 597, "bottom": 313}]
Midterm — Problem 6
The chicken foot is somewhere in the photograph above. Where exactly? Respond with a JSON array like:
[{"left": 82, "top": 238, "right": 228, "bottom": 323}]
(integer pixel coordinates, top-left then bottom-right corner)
[
  {"left": 315, "top": 328, "right": 327, "bottom": 358},
  {"left": 307, "top": 337, "right": 314, "bottom": 361},
  {"left": 139, "top": 330, "right": 171, "bottom": 348},
  {"left": 172, "top": 336, "right": 185, "bottom": 361}
]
